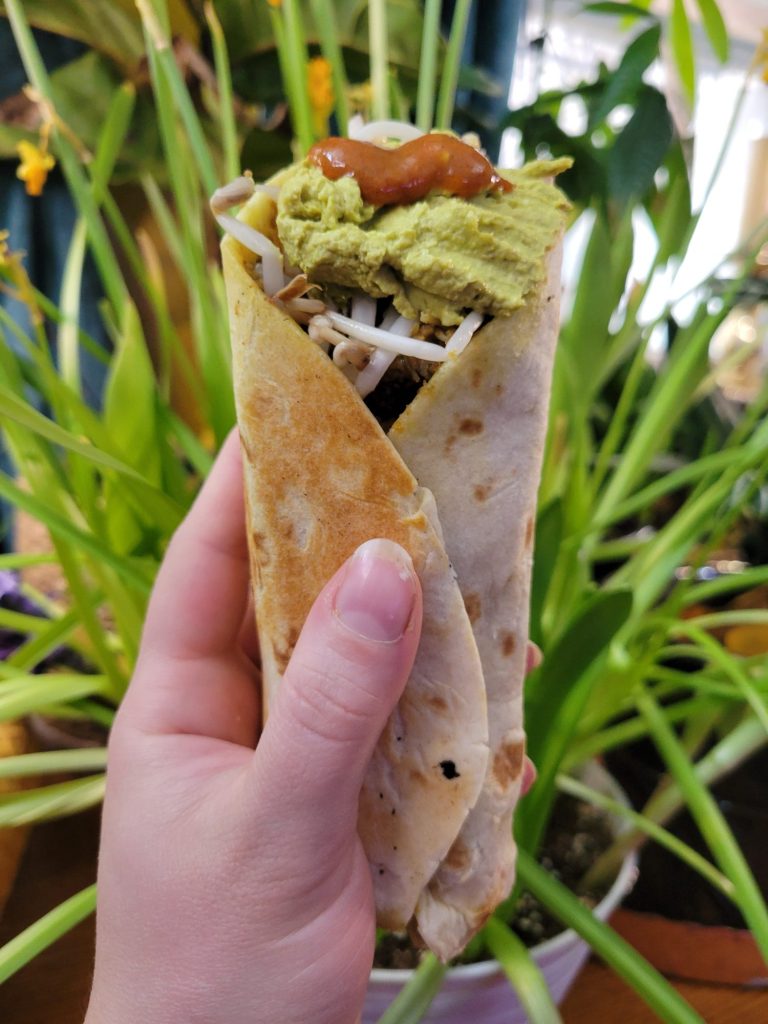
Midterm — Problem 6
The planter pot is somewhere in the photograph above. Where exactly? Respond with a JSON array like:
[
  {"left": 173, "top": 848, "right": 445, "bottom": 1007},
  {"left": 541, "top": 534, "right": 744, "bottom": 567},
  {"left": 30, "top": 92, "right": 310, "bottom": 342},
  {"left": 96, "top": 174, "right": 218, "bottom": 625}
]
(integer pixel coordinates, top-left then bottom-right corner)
[
  {"left": 364, "top": 763, "right": 638, "bottom": 1024},
  {"left": 0, "top": 721, "right": 32, "bottom": 921},
  {"left": 612, "top": 908, "right": 768, "bottom": 987}
]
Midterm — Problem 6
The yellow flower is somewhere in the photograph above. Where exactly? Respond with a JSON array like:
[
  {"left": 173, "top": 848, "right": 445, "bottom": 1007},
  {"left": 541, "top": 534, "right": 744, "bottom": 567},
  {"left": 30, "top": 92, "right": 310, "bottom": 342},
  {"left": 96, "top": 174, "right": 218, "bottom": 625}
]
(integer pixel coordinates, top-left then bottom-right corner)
[
  {"left": 15, "top": 140, "right": 55, "bottom": 197},
  {"left": 0, "top": 229, "right": 41, "bottom": 324},
  {"left": 308, "top": 56, "right": 334, "bottom": 137},
  {"left": 266, "top": 0, "right": 281, "bottom": 7}
]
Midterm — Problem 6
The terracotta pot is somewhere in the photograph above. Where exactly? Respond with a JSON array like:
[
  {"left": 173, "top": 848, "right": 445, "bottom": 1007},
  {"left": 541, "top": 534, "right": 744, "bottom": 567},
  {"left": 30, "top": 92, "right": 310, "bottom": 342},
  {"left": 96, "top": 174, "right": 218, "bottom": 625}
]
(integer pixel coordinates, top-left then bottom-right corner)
[
  {"left": 363, "top": 763, "right": 639, "bottom": 1023},
  {"left": 0, "top": 721, "right": 33, "bottom": 920},
  {"left": 611, "top": 908, "right": 768, "bottom": 987}
]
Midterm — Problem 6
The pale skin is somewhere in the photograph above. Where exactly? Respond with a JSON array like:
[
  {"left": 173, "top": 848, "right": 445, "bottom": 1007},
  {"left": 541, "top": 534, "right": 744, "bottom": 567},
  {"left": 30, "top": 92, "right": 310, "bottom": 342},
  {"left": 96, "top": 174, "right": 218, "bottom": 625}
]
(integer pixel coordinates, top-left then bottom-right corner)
[{"left": 85, "top": 430, "right": 537, "bottom": 1024}]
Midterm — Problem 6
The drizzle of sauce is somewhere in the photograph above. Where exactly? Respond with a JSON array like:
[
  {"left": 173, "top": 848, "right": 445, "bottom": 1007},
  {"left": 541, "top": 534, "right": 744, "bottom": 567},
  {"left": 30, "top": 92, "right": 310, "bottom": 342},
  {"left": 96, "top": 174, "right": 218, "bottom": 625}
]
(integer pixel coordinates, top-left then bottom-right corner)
[{"left": 307, "top": 135, "right": 512, "bottom": 207}]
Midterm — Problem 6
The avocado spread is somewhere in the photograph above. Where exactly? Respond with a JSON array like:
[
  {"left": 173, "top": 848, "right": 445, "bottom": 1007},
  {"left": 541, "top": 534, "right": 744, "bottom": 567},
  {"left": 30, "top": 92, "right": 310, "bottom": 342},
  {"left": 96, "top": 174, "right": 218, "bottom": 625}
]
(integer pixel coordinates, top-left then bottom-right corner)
[{"left": 275, "top": 158, "right": 571, "bottom": 326}]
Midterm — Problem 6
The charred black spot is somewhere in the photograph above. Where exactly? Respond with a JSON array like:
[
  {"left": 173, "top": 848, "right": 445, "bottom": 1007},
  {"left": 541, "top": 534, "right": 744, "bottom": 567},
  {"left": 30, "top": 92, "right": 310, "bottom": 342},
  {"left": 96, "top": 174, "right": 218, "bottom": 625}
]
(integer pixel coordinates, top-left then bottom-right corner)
[
  {"left": 391, "top": 808, "right": 396, "bottom": 815},
  {"left": 440, "top": 760, "right": 460, "bottom": 780},
  {"left": 378, "top": 868, "right": 385, "bottom": 875},
  {"left": 379, "top": 792, "right": 384, "bottom": 799}
]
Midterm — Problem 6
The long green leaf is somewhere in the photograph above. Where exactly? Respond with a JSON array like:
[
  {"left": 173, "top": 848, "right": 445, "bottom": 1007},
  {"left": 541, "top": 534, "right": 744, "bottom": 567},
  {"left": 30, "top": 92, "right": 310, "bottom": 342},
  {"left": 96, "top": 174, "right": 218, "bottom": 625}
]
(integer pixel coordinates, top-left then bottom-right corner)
[
  {"left": 669, "top": 0, "right": 695, "bottom": 107},
  {"left": 484, "top": 919, "right": 562, "bottom": 1023},
  {"left": 0, "top": 884, "right": 97, "bottom": 985},
  {"left": 559, "top": 775, "right": 733, "bottom": 897},
  {"left": 0, "top": 675, "right": 108, "bottom": 722},
  {"left": 435, "top": 0, "right": 472, "bottom": 129},
  {"left": 0, "top": 472, "right": 154, "bottom": 592},
  {"left": 638, "top": 688, "right": 768, "bottom": 959},
  {"left": 375, "top": 954, "right": 447, "bottom": 1024},
  {"left": 694, "top": 0, "right": 729, "bottom": 62},
  {"left": 0, "top": 384, "right": 184, "bottom": 525},
  {"left": 0, "top": 775, "right": 106, "bottom": 826},
  {"left": 0, "top": 748, "right": 108, "bottom": 779},
  {"left": 517, "top": 851, "right": 705, "bottom": 1024}
]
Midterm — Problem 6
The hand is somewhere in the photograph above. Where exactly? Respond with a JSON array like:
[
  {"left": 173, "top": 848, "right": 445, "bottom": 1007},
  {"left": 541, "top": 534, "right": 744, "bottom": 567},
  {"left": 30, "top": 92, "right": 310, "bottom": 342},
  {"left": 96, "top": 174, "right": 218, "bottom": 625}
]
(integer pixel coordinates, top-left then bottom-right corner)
[
  {"left": 85, "top": 431, "right": 539, "bottom": 1024},
  {"left": 86, "top": 431, "right": 423, "bottom": 1024}
]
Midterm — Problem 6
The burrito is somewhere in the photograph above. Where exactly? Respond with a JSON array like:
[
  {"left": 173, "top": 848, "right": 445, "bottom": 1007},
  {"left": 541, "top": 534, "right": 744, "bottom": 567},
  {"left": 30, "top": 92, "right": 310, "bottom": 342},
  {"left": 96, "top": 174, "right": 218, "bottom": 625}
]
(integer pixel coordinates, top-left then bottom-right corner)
[{"left": 216, "top": 123, "right": 570, "bottom": 961}]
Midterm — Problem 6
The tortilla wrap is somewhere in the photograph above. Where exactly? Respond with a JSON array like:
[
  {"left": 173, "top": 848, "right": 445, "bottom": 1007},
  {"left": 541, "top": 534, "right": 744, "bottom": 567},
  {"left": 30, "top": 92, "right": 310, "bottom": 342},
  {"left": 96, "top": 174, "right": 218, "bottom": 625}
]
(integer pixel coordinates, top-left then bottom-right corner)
[
  {"left": 391, "top": 246, "right": 562, "bottom": 959},
  {"left": 221, "top": 179, "right": 562, "bottom": 958},
  {"left": 223, "top": 210, "right": 489, "bottom": 931}
]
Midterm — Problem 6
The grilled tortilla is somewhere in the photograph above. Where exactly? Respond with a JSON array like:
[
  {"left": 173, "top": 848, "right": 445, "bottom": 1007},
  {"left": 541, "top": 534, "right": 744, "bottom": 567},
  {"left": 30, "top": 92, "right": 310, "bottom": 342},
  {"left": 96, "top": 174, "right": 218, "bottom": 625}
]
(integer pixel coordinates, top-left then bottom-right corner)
[
  {"left": 223, "top": 214, "right": 489, "bottom": 930},
  {"left": 221, "top": 154, "right": 565, "bottom": 958}
]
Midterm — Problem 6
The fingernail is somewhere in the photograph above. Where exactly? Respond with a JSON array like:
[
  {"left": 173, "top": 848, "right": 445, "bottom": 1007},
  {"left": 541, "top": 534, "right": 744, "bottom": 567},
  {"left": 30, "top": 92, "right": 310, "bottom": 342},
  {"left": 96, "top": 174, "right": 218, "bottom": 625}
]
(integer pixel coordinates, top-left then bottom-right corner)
[
  {"left": 526, "top": 642, "right": 543, "bottom": 673},
  {"left": 334, "top": 539, "right": 416, "bottom": 642}
]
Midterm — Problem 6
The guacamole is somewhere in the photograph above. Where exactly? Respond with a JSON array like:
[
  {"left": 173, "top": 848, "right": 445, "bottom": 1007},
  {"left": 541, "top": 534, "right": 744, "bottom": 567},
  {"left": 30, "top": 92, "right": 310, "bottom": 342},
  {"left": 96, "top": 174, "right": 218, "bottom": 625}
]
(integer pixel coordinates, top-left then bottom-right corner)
[{"left": 275, "top": 158, "right": 571, "bottom": 326}]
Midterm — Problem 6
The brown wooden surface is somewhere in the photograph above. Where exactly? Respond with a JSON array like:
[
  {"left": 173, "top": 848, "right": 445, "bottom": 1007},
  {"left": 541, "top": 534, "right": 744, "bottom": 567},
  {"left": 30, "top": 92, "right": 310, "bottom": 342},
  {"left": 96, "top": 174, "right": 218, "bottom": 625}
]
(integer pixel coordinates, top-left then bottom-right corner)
[{"left": 0, "top": 810, "right": 767, "bottom": 1023}]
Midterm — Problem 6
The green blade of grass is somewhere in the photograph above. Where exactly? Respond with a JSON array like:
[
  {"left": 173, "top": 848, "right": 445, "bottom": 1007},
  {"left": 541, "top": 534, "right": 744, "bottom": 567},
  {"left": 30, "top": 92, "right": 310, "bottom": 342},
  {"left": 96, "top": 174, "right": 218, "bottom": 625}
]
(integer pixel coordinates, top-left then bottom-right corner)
[
  {"left": 0, "top": 884, "right": 96, "bottom": 985},
  {"left": 435, "top": 0, "right": 472, "bottom": 129},
  {"left": 0, "top": 553, "right": 56, "bottom": 570},
  {"left": 375, "top": 954, "right": 447, "bottom": 1024},
  {"left": 0, "top": 775, "right": 106, "bottom": 827},
  {"left": 484, "top": 919, "right": 562, "bottom": 1023},
  {"left": 0, "top": 748, "right": 109, "bottom": 779},
  {"left": 517, "top": 851, "right": 705, "bottom": 1024}
]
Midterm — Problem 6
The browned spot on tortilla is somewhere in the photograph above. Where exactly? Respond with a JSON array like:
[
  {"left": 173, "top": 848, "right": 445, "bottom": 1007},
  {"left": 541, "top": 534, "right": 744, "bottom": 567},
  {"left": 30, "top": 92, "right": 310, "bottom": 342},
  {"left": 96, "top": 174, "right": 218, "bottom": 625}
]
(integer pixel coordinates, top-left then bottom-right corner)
[
  {"left": 273, "top": 625, "right": 299, "bottom": 674},
  {"left": 280, "top": 519, "right": 294, "bottom": 540},
  {"left": 525, "top": 516, "right": 535, "bottom": 548},
  {"left": 470, "top": 367, "right": 483, "bottom": 389},
  {"left": 459, "top": 417, "right": 484, "bottom": 436},
  {"left": 463, "top": 592, "right": 482, "bottom": 624},
  {"left": 426, "top": 694, "right": 448, "bottom": 712},
  {"left": 444, "top": 838, "right": 470, "bottom": 872},
  {"left": 251, "top": 531, "right": 270, "bottom": 566},
  {"left": 409, "top": 767, "right": 427, "bottom": 784},
  {"left": 493, "top": 739, "right": 525, "bottom": 789},
  {"left": 474, "top": 484, "right": 491, "bottom": 502},
  {"left": 444, "top": 434, "right": 457, "bottom": 455},
  {"left": 500, "top": 631, "right": 516, "bottom": 657},
  {"left": 494, "top": 384, "right": 504, "bottom": 397}
]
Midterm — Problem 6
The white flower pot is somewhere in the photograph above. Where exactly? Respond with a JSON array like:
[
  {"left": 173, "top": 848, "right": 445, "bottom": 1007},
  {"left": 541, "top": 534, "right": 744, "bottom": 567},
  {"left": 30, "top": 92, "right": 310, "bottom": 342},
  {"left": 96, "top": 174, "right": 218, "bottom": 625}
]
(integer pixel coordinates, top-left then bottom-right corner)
[{"left": 364, "top": 763, "right": 638, "bottom": 1024}]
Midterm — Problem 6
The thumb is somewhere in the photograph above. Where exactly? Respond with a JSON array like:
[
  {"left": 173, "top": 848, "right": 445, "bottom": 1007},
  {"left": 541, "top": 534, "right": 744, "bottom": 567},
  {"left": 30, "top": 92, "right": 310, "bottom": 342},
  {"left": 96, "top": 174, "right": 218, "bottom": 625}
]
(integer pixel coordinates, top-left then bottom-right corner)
[{"left": 252, "top": 540, "right": 422, "bottom": 846}]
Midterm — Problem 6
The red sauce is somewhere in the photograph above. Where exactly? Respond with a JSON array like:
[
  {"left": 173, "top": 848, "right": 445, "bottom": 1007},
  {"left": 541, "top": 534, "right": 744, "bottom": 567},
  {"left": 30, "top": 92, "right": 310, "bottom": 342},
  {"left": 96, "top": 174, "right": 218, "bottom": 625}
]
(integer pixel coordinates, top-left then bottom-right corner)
[{"left": 307, "top": 135, "right": 512, "bottom": 207}]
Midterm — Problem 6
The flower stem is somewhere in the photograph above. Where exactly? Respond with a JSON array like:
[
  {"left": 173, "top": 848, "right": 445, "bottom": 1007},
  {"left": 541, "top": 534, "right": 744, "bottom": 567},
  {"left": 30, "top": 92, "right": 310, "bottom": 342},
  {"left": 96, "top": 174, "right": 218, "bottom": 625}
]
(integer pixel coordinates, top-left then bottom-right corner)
[
  {"left": 436, "top": 0, "right": 472, "bottom": 129},
  {"left": 369, "top": 0, "right": 390, "bottom": 121},
  {"left": 416, "top": 0, "right": 442, "bottom": 130},
  {"left": 309, "top": 0, "right": 350, "bottom": 135},
  {"left": 281, "top": 0, "right": 315, "bottom": 154}
]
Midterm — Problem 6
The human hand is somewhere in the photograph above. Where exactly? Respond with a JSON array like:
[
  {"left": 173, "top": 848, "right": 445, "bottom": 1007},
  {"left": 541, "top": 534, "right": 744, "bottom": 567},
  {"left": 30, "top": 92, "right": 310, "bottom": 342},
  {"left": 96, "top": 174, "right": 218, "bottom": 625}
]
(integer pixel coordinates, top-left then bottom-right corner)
[
  {"left": 86, "top": 431, "right": 423, "bottom": 1024},
  {"left": 85, "top": 430, "right": 539, "bottom": 1024}
]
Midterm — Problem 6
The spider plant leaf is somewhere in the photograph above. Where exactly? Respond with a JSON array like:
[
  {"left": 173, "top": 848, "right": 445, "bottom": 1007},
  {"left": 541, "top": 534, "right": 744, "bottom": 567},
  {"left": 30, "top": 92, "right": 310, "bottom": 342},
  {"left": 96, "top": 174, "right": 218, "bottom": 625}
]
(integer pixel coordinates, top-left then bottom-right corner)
[
  {"left": 0, "top": 884, "right": 96, "bottom": 985},
  {"left": 375, "top": 954, "right": 447, "bottom": 1024},
  {"left": 0, "top": 775, "right": 106, "bottom": 826},
  {"left": 517, "top": 851, "right": 705, "bottom": 1024},
  {"left": 484, "top": 919, "right": 562, "bottom": 1023}
]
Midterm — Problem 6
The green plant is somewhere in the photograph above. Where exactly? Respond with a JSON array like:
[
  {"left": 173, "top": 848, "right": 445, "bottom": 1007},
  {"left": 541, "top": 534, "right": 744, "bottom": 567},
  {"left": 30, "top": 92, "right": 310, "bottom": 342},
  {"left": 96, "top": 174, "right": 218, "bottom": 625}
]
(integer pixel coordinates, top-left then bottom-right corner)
[{"left": 1, "top": 1, "right": 766, "bottom": 1022}]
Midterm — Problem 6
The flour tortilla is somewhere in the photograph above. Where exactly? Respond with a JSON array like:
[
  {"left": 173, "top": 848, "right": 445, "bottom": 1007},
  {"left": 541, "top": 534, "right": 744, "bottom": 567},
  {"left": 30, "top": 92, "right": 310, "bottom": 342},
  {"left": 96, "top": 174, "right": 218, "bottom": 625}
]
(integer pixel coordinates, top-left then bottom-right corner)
[
  {"left": 222, "top": 185, "right": 562, "bottom": 957},
  {"left": 222, "top": 210, "right": 489, "bottom": 931},
  {"left": 391, "top": 246, "right": 562, "bottom": 960}
]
